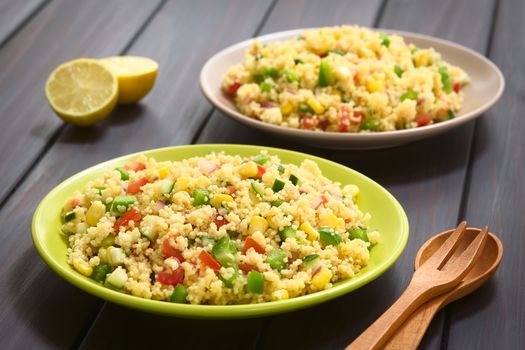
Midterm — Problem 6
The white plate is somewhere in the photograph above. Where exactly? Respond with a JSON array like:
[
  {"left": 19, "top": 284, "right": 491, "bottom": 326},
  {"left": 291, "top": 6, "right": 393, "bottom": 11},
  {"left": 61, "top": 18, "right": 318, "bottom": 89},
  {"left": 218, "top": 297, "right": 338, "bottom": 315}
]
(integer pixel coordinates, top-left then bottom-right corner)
[{"left": 200, "top": 28, "right": 504, "bottom": 150}]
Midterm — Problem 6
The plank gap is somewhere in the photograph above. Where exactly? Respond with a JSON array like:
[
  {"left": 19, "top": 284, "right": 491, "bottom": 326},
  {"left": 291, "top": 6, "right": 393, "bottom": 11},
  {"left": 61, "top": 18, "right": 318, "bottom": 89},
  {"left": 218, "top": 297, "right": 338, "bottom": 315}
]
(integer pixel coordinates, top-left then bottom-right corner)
[
  {"left": 0, "top": 0, "right": 49, "bottom": 50},
  {"left": 372, "top": 0, "right": 389, "bottom": 27},
  {"left": 189, "top": 0, "right": 280, "bottom": 145},
  {"left": 0, "top": 123, "right": 65, "bottom": 211}
]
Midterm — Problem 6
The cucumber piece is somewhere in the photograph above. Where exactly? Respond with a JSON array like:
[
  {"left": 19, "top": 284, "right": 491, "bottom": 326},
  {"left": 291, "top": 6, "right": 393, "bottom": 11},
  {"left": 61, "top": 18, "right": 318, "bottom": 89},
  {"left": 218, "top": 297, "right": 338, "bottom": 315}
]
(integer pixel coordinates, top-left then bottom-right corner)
[
  {"left": 115, "top": 167, "right": 129, "bottom": 180},
  {"left": 302, "top": 254, "right": 320, "bottom": 270},
  {"left": 251, "top": 180, "right": 265, "bottom": 197},
  {"left": 271, "top": 199, "right": 285, "bottom": 207},
  {"left": 348, "top": 227, "right": 369, "bottom": 242},
  {"left": 104, "top": 266, "right": 127, "bottom": 290},
  {"left": 100, "top": 235, "right": 115, "bottom": 247},
  {"left": 277, "top": 164, "right": 285, "bottom": 173},
  {"left": 110, "top": 195, "right": 137, "bottom": 214},
  {"left": 192, "top": 188, "right": 210, "bottom": 205},
  {"left": 253, "top": 154, "right": 268, "bottom": 165},
  {"left": 279, "top": 226, "right": 298, "bottom": 242},
  {"left": 169, "top": 284, "right": 188, "bottom": 303},
  {"left": 107, "top": 247, "right": 126, "bottom": 266},
  {"left": 219, "top": 270, "right": 239, "bottom": 288},
  {"left": 359, "top": 116, "right": 380, "bottom": 131},
  {"left": 266, "top": 249, "right": 287, "bottom": 271},
  {"left": 380, "top": 33, "right": 390, "bottom": 47},
  {"left": 64, "top": 211, "right": 76, "bottom": 222},
  {"left": 438, "top": 66, "right": 453, "bottom": 93},
  {"left": 95, "top": 186, "right": 106, "bottom": 195},
  {"left": 272, "top": 179, "right": 285, "bottom": 192},
  {"left": 393, "top": 65, "right": 404, "bottom": 78},
  {"left": 319, "top": 227, "right": 342, "bottom": 246},
  {"left": 140, "top": 225, "right": 157, "bottom": 242},
  {"left": 318, "top": 59, "right": 332, "bottom": 87},
  {"left": 91, "top": 263, "right": 112, "bottom": 283},
  {"left": 289, "top": 174, "right": 299, "bottom": 186},
  {"left": 247, "top": 271, "right": 264, "bottom": 294},
  {"left": 400, "top": 90, "right": 418, "bottom": 101},
  {"left": 212, "top": 236, "right": 238, "bottom": 268},
  {"left": 157, "top": 178, "right": 174, "bottom": 195}
]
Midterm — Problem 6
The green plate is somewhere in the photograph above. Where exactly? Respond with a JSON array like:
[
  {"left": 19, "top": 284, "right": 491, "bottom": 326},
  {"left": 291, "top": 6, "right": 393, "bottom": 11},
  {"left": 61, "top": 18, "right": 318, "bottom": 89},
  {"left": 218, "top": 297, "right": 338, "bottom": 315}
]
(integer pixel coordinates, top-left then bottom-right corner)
[{"left": 32, "top": 144, "right": 409, "bottom": 319}]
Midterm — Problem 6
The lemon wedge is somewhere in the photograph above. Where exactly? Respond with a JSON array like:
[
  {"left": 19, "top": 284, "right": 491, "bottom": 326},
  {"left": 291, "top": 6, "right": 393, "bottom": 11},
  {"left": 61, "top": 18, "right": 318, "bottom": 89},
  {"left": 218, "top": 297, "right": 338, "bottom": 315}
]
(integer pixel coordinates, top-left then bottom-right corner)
[
  {"left": 45, "top": 58, "right": 118, "bottom": 126},
  {"left": 100, "top": 56, "right": 158, "bottom": 104}
]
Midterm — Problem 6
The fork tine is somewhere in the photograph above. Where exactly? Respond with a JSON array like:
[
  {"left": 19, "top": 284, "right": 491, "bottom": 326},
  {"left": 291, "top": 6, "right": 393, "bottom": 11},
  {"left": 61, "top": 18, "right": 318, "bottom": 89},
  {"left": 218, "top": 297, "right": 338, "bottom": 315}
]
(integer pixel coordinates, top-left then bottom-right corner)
[
  {"left": 446, "top": 226, "right": 489, "bottom": 279},
  {"left": 421, "top": 221, "right": 467, "bottom": 270}
]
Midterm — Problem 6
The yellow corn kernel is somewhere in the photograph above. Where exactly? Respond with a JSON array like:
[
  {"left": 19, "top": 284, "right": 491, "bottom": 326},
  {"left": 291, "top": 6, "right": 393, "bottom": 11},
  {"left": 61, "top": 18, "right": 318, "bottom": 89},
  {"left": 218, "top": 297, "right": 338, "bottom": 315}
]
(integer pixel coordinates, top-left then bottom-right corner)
[
  {"left": 262, "top": 48, "right": 270, "bottom": 57},
  {"left": 366, "top": 79, "right": 384, "bottom": 93},
  {"left": 86, "top": 201, "right": 106, "bottom": 226},
  {"left": 280, "top": 102, "right": 293, "bottom": 116},
  {"left": 307, "top": 98, "right": 325, "bottom": 114},
  {"left": 311, "top": 267, "right": 333, "bottom": 289},
  {"left": 175, "top": 176, "right": 190, "bottom": 192},
  {"left": 238, "top": 161, "right": 258, "bottom": 178},
  {"left": 158, "top": 166, "right": 170, "bottom": 179},
  {"left": 265, "top": 211, "right": 279, "bottom": 230},
  {"left": 195, "top": 176, "right": 211, "bottom": 189},
  {"left": 248, "top": 216, "right": 268, "bottom": 235},
  {"left": 358, "top": 47, "right": 375, "bottom": 58},
  {"left": 319, "top": 212, "right": 345, "bottom": 230},
  {"left": 73, "top": 258, "right": 93, "bottom": 277},
  {"left": 300, "top": 222, "right": 319, "bottom": 241},
  {"left": 210, "top": 194, "right": 234, "bottom": 208},
  {"left": 414, "top": 51, "right": 429, "bottom": 67}
]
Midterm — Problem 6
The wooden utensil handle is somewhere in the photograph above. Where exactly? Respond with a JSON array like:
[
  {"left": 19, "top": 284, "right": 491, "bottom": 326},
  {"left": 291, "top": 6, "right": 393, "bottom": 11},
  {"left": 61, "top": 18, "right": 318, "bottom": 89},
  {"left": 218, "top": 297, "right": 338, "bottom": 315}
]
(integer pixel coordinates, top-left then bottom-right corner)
[
  {"left": 346, "top": 282, "right": 431, "bottom": 350},
  {"left": 383, "top": 296, "right": 444, "bottom": 350}
]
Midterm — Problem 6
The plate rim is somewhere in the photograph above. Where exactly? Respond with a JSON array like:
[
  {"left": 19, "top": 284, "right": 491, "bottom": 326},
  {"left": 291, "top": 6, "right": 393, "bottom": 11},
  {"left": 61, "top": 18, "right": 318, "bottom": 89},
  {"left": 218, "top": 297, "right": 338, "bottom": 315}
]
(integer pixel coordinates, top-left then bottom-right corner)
[
  {"left": 32, "top": 144, "right": 409, "bottom": 319},
  {"left": 200, "top": 27, "right": 505, "bottom": 144}
]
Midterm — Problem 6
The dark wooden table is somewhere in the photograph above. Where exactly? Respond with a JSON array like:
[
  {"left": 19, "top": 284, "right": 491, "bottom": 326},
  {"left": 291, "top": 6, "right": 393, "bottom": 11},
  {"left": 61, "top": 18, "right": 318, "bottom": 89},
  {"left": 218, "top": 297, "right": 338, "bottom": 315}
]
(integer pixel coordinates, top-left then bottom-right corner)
[{"left": 0, "top": 0, "right": 522, "bottom": 349}]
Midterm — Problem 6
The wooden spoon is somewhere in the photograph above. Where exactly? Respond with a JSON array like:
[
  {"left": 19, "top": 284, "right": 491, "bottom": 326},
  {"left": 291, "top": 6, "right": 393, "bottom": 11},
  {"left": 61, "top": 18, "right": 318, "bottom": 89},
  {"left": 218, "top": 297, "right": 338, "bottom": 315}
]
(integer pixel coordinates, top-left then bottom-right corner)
[
  {"left": 346, "top": 222, "right": 488, "bottom": 350},
  {"left": 384, "top": 228, "right": 503, "bottom": 350}
]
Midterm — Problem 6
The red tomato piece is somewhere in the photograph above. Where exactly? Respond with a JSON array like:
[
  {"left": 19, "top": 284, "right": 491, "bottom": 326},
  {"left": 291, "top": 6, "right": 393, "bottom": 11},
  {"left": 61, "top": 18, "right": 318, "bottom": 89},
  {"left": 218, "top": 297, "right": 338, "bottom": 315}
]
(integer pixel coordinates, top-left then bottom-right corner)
[
  {"left": 321, "top": 194, "right": 329, "bottom": 204},
  {"left": 124, "top": 160, "right": 146, "bottom": 172},
  {"left": 228, "top": 82, "right": 242, "bottom": 97},
  {"left": 318, "top": 120, "right": 329, "bottom": 130},
  {"left": 227, "top": 185, "right": 237, "bottom": 195},
  {"left": 213, "top": 216, "right": 229, "bottom": 228},
  {"left": 339, "top": 105, "right": 350, "bottom": 132},
  {"left": 113, "top": 209, "right": 142, "bottom": 231},
  {"left": 242, "top": 237, "right": 265, "bottom": 255},
  {"left": 199, "top": 250, "right": 221, "bottom": 272},
  {"left": 301, "top": 116, "right": 319, "bottom": 129},
  {"left": 162, "top": 239, "right": 185, "bottom": 262},
  {"left": 239, "top": 262, "right": 257, "bottom": 274},
  {"left": 416, "top": 116, "right": 432, "bottom": 127},
  {"left": 127, "top": 178, "right": 150, "bottom": 194},
  {"left": 453, "top": 82, "right": 461, "bottom": 94},
  {"left": 157, "top": 267, "right": 184, "bottom": 286},
  {"left": 255, "top": 164, "right": 266, "bottom": 178}
]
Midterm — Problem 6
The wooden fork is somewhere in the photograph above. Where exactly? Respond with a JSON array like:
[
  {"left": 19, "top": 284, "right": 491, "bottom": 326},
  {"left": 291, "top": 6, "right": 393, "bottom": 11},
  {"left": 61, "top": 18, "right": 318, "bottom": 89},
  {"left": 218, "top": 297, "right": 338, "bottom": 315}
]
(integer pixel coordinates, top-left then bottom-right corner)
[{"left": 346, "top": 222, "right": 488, "bottom": 350}]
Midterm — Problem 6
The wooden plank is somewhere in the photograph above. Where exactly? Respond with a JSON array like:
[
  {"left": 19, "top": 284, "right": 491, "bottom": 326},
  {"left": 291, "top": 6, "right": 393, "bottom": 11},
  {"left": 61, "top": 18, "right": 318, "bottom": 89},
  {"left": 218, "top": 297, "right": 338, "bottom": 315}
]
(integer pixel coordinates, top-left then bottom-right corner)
[
  {"left": 0, "top": 0, "right": 162, "bottom": 204},
  {"left": 0, "top": 1, "right": 164, "bottom": 349},
  {"left": 446, "top": 0, "right": 525, "bottom": 348},
  {"left": 0, "top": 0, "right": 46, "bottom": 46},
  {"left": 196, "top": 0, "right": 497, "bottom": 348},
  {"left": 0, "top": 0, "right": 274, "bottom": 348}
]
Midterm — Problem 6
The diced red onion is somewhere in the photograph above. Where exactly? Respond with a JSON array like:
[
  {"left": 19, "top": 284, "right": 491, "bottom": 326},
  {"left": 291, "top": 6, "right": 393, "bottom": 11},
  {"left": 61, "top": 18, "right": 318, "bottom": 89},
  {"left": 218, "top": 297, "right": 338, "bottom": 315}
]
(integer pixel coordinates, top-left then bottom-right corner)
[{"left": 261, "top": 101, "right": 279, "bottom": 108}]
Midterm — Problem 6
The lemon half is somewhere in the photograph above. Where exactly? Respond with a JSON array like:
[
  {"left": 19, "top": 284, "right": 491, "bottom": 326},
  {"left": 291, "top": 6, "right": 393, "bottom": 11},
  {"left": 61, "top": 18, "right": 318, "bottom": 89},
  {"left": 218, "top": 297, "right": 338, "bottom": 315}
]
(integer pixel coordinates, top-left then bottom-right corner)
[
  {"left": 45, "top": 58, "right": 118, "bottom": 126},
  {"left": 100, "top": 56, "right": 158, "bottom": 104}
]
